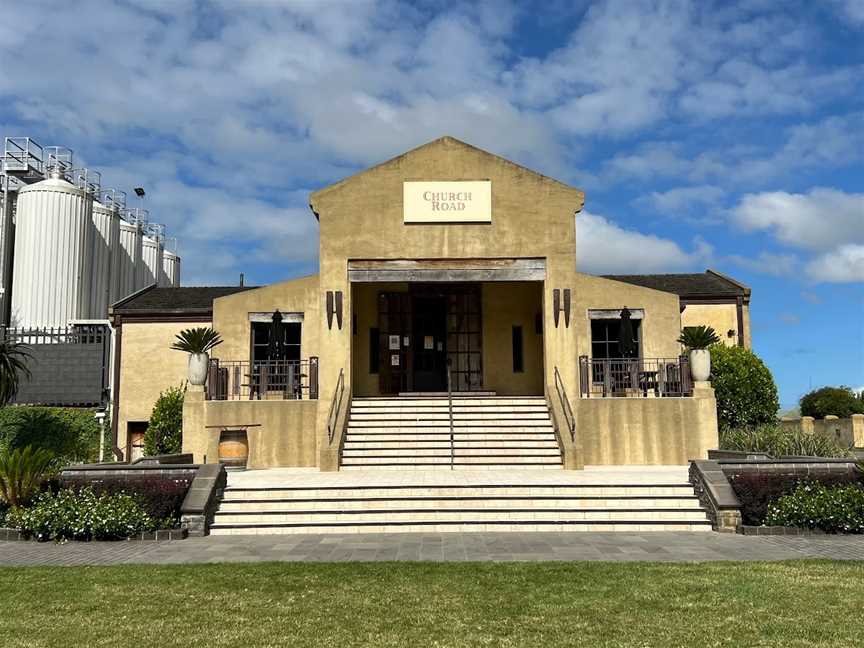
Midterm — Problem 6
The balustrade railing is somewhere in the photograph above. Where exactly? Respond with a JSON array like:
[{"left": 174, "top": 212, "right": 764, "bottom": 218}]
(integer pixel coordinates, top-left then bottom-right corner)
[
  {"left": 206, "top": 357, "right": 319, "bottom": 401},
  {"left": 578, "top": 355, "right": 692, "bottom": 398}
]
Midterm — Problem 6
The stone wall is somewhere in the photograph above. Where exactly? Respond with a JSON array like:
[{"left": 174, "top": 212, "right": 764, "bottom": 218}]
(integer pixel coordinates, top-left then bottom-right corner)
[
  {"left": 183, "top": 386, "right": 318, "bottom": 469},
  {"left": 575, "top": 381, "right": 718, "bottom": 465},
  {"left": 781, "top": 414, "right": 864, "bottom": 448}
]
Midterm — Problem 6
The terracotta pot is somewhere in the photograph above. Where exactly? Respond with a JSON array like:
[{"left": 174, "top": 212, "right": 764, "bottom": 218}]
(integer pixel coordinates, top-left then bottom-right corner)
[
  {"left": 689, "top": 349, "right": 711, "bottom": 382},
  {"left": 188, "top": 352, "right": 209, "bottom": 385}
]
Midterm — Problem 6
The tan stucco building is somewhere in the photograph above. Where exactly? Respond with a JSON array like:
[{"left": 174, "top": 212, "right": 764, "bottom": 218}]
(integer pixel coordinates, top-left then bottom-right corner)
[{"left": 111, "top": 137, "right": 752, "bottom": 470}]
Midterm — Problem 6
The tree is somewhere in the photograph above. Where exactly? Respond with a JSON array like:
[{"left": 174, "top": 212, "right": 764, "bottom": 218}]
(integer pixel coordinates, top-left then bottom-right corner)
[
  {"left": 0, "top": 340, "right": 32, "bottom": 406},
  {"left": 709, "top": 345, "right": 779, "bottom": 430},
  {"left": 143, "top": 385, "right": 185, "bottom": 456},
  {"left": 799, "top": 386, "right": 864, "bottom": 419}
]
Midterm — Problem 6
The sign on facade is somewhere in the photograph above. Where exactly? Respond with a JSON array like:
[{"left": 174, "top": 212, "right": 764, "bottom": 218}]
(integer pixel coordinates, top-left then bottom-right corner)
[{"left": 403, "top": 181, "right": 492, "bottom": 223}]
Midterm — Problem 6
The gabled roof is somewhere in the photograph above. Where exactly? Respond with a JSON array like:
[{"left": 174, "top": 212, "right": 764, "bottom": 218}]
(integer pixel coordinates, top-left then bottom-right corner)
[
  {"left": 309, "top": 135, "right": 584, "bottom": 216},
  {"left": 111, "top": 284, "right": 255, "bottom": 317},
  {"left": 603, "top": 270, "right": 750, "bottom": 301}
]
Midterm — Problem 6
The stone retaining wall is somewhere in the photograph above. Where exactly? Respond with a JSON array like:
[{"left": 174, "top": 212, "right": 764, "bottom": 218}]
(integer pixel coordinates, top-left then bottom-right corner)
[{"left": 781, "top": 414, "right": 864, "bottom": 448}]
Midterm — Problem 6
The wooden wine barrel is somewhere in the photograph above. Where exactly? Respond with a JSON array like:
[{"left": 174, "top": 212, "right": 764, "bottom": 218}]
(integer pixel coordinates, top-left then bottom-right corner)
[{"left": 218, "top": 430, "right": 248, "bottom": 471}]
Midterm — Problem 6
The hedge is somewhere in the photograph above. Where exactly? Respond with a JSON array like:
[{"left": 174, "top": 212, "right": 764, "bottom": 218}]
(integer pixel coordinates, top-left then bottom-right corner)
[{"left": 0, "top": 407, "right": 101, "bottom": 465}]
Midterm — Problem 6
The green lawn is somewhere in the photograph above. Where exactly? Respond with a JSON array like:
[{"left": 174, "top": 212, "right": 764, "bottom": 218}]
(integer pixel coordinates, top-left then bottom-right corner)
[{"left": 1, "top": 561, "right": 863, "bottom": 647}]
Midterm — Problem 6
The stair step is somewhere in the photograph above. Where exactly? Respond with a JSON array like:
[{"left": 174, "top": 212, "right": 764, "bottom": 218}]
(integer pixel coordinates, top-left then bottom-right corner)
[
  {"left": 209, "top": 520, "right": 713, "bottom": 535},
  {"left": 223, "top": 485, "right": 698, "bottom": 499},
  {"left": 219, "top": 497, "right": 703, "bottom": 511},
  {"left": 344, "top": 441, "right": 561, "bottom": 449},
  {"left": 214, "top": 509, "right": 709, "bottom": 524},
  {"left": 346, "top": 433, "right": 556, "bottom": 440},
  {"left": 347, "top": 421, "right": 555, "bottom": 429},
  {"left": 352, "top": 398, "right": 547, "bottom": 406},
  {"left": 343, "top": 447, "right": 561, "bottom": 456}
]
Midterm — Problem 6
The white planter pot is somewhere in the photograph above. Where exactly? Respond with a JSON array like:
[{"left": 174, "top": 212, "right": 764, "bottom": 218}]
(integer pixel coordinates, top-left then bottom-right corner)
[
  {"left": 188, "top": 352, "right": 209, "bottom": 386},
  {"left": 689, "top": 349, "right": 711, "bottom": 382}
]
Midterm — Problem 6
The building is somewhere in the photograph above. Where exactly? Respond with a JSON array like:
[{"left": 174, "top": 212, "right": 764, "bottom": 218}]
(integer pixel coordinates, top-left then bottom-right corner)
[
  {"left": 607, "top": 270, "right": 751, "bottom": 349},
  {"left": 111, "top": 137, "right": 751, "bottom": 472},
  {"left": 110, "top": 285, "right": 252, "bottom": 459}
]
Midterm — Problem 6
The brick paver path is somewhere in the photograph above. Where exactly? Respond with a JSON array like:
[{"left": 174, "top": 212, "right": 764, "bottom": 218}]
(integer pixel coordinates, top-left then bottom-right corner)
[{"left": 1, "top": 532, "right": 863, "bottom": 566}]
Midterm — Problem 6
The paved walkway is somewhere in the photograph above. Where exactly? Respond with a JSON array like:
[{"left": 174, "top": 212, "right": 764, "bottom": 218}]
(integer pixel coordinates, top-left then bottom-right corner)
[{"left": 1, "top": 532, "right": 862, "bottom": 566}]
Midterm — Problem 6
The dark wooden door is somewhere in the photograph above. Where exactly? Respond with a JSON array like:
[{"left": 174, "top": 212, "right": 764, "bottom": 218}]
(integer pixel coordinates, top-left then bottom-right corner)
[
  {"left": 446, "top": 287, "right": 483, "bottom": 391},
  {"left": 411, "top": 296, "right": 447, "bottom": 391},
  {"left": 378, "top": 292, "right": 411, "bottom": 394}
]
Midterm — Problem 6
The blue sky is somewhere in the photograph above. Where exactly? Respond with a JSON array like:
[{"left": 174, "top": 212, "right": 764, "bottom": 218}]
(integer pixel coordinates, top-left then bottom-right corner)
[{"left": 0, "top": 0, "right": 862, "bottom": 408}]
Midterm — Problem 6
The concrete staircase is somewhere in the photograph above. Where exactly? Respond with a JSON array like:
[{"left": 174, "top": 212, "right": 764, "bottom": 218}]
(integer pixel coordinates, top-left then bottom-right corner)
[
  {"left": 340, "top": 396, "right": 562, "bottom": 470},
  {"left": 209, "top": 479, "right": 712, "bottom": 535}
]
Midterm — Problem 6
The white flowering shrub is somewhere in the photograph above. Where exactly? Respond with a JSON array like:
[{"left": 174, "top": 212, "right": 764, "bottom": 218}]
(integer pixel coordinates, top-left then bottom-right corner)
[
  {"left": 765, "top": 482, "right": 864, "bottom": 534},
  {"left": 6, "top": 487, "right": 154, "bottom": 541}
]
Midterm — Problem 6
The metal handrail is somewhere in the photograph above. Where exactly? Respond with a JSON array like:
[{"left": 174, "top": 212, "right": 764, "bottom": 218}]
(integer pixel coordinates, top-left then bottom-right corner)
[
  {"left": 446, "top": 359, "right": 454, "bottom": 470},
  {"left": 326, "top": 368, "right": 345, "bottom": 445},
  {"left": 553, "top": 366, "right": 576, "bottom": 440}
]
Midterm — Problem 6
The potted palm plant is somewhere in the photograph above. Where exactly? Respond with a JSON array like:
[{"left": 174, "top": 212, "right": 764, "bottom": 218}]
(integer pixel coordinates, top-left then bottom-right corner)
[
  {"left": 170, "top": 327, "right": 223, "bottom": 385},
  {"left": 677, "top": 326, "right": 720, "bottom": 382}
]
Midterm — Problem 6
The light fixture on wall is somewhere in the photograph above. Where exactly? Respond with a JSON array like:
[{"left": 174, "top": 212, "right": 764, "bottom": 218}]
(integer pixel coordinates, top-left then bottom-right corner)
[{"left": 326, "top": 291, "right": 344, "bottom": 330}]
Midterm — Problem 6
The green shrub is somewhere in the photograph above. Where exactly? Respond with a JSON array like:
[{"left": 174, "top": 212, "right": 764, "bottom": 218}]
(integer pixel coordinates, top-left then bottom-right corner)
[
  {"left": 0, "top": 446, "right": 57, "bottom": 508},
  {"left": 720, "top": 423, "right": 849, "bottom": 458},
  {"left": 0, "top": 406, "right": 101, "bottom": 465},
  {"left": 800, "top": 386, "right": 864, "bottom": 419},
  {"left": 710, "top": 345, "right": 779, "bottom": 430},
  {"left": 765, "top": 482, "right": 864, "bottom": 533},
  {"left": 6, "top": 487, "right": 155, "bottom": 541},
  {"left": 143, "top": 385, "right": 185, "bottom": 456}
]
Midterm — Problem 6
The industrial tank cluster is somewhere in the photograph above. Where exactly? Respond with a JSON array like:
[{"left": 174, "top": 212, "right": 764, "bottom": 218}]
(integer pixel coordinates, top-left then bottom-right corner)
[{"left": 0, "top": 137, "right": 181, "bottom": 330}]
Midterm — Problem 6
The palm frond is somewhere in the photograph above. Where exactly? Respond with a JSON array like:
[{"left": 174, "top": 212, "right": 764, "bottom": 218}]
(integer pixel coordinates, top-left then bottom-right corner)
[
  {"left": 0, "top": 341, "right": 32, "bottom": 407},
  {"left": 677, "top": 326, "right": 720, "bottom": 350},
  {"left": 170, "top": 327, "right": 223, "bottom": 354},
  {"left": 0, "top": 446, "right": 56, "bottom": 508}
]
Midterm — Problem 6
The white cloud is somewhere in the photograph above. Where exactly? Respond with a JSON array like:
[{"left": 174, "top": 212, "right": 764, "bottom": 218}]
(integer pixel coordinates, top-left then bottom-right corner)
[
  {"left": 604, "top": 112, "right": 864, "bottom": 186},
  {"left": 639, "top": 185, "right": 724, "bottom": 214},
  {"left": 731, "top": 188, "right": 864, "bottom": 251},
  {"left": 679, "top": 61, "right": 859, "bottom": 119},
  {"left": 576, "top": 211, "right": 710, "bottom": 274},
  {"left": 0, "top": 0, "right": 860, "bottom": 286},
  {"left": 805, "top": 245, "right": 864, "bottom": 283},
  {"left": 730, "top": 189, "right": 864, "bottom": 283}
]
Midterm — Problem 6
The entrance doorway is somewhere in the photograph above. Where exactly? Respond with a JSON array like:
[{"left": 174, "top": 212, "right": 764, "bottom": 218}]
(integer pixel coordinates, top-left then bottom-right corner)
[
  {"left": 412, "top": 295, "right": 447, "bottom": 391},
  {"left": 377, "top": 284, "right": 482, "bottom": 394}
]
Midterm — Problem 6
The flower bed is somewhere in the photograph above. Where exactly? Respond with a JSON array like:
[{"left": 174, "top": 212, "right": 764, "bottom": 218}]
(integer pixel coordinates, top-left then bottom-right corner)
[
  {"left": 4, "top": 487, "right": 169, "bottom": 542},
  {"left": 764, "top": 482, "right": 864, "bottom": 534},
  {"left": 720, "top": 459, "right": 862, "bottom": 526}
]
